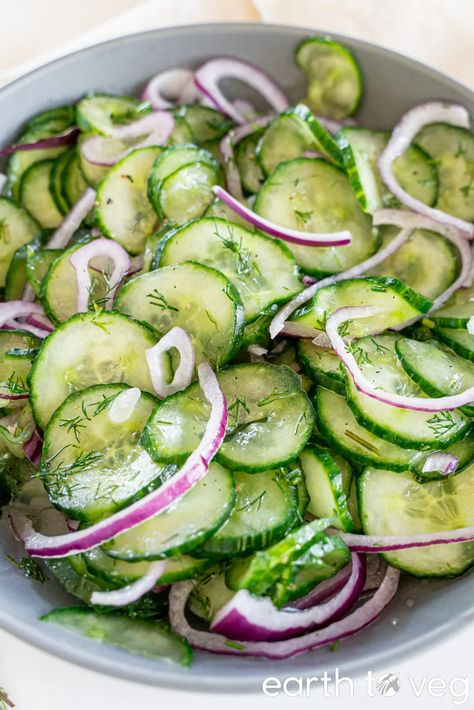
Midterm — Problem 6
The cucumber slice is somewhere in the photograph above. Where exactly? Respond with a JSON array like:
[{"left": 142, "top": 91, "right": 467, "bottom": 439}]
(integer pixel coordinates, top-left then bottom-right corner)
[
  {"left": 396, "top": 338, "right": 474, "bottom": 417},
  {"left": 291, "top": 276, "right": 432, "bottom": 338},
  {"left": 235, "top": 129, "right": 265, "bottom": 194},
  {"left": 0, "top": 197, "right": 41, "bottom": 288},
  {"left": 295, "top": 37, "right": 362, "bottom": 119},
  {"left": 96, "top": 147, "right": 161, "bottom": 255},
  {"left": 41, "top": 240, "right": 117, "bottom": 324},
  {"left": 41, "top": 384, "right": 175, "bottom": 523},
  {"left": 76, "top": 93, "right": 149, "bottom": 136},
  {"left": 26, "top": 106, "right": 76, "bottom": 132},
  {"left": 29, "top": 310, "right": 159, "bottom": 429},
  {"left": 416, "top": 123, "right": 474, "bottom": 221},
  {"left": 175, "top": 105, "right": 233, "bottom": 143},
  {"left": 41, "top": 607, "right": 192, "bottom": 666},
  {"left": 156, "top": 161, "right": 222, "bottom": 225},
  {"left": 103, "top": 462, "right": 234, "bottom": 560},
  {"left": 414, "top": 434, "right": 474, "bottom": 482},
  {"left": 115, "top": 261, "right": 244, "bottom": 367},
  {"left": 296, "top": 339, "right": 345, "bottom": 394},
  {"left": 25, "top": 246, "right": 61, "bottom": 296},
  {"left": 197, "top": 469, "right": 297, "bottom": 557},
  {"left": 430, "top": 283, "right": 474, "bottom": 328},
  {"left": 435, "top": 327, "right": 474, "bottom": 362},
  {"left": 46, "top": 557, "right": 113, "bottom": 603},
  {"left": 254, "top": 157, "right": 377, "bottom": 277},
  {"left": 143, "top": 362, "right": 315, "bottom": 472},
  {"left": 0, "top": 330, "right": 39, "bottom": 407},
  {"left": 256, "top": 106, "right": 341, "bottom": 177},
  {"left": 344, "top": 335, "right": 469, "bottom": 449},
  {"left": 5, "top": 245, "right": 28, "bottom": 300},
  {"left": 19, "top": 159, "right": 63, "bottom": 229},
  {"left": 367, "top": 227, "right": 457, "bottom": 300},
  {"left": 148, "top": 145, "right": 220, "bottom": 209},
  {"left": 337, "top": 128, "right": 438, "bottom": 212},
  {"left": 316, "top": 386, "right": 424, "bottom": 471},
  {"left": 61, "top": 150, "right": 90, "bottom": 209},
  {"left": 50, "top": 150, "right": 73, "bottom": 215},
  {"left": 168, "top": 115, "right": 194, "bottom": 145},
  {"left": 158, "top": 217, "right": 302, "bottom": 322},
  {"left": 83, "top": 548, "right": 209, "bottom": 586},
  {"left": 358, "top": 464, "right": 474, "bottom": 577},
  {"left": 299, "top": 445, "right": 354, "bottom": 531},
  {"left": 241, "top": 311, "right": 273, "bottom": 349},
  {"left": 266, "top": 343, "right": 312, "bottom": 393},
  {"left": 189, "top": 568, "right": 235, "bottom": 622},
  {"left": 77, "top": 134, "right": 110, "bottom": 188}
]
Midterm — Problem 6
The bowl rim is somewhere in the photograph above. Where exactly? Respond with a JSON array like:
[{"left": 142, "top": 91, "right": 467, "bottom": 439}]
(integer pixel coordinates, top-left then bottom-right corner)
[{"left": 1, "top": 21, "right": 474, "bottom": 693}]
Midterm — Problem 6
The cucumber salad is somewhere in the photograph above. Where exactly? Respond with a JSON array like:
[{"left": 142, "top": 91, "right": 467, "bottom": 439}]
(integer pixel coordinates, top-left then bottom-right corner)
[{"left": 1, "top": 35, "right": 474, "bottom": 666}]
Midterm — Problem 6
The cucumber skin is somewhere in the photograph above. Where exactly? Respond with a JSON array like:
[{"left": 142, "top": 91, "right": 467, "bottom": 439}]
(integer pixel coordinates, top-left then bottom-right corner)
[
  {"left": 435, "top": 328, "right": 474, "bottom": 363},
  {"left": 296, "top": 340, "right": 345, "bottom": 395}
]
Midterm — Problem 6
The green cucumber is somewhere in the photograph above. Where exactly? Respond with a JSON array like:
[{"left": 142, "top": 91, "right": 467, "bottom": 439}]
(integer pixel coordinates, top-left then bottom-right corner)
[
  {"left": 359, "top": 464, "right": 474, "bottom": 577},
  {"left": 19, "top": 159, "right": 63, "bottom": 229},
  {"left": 296, "top": 339, "right": 345, "bottom": 394},
  {"left": 430, "top": 283, "right": 474, "bottom": 328},
  {"left": 29, "top": 310, "right": 159, "bottom": 429},
  {"left": 254, "top": 157, "right": 377, "bottom": 277},
  {"left": 174, "top": 105, "right": 232, "bottom": 143},
  {"left": 234, "top": 128, "right": 265, "bottom": 193},
  {"left": 61, "top": 150, "right": 90, "bottom": 209},
  {"left": 115, "top": 261, "right": 244, "bottom": 366},
  {"left": 188, "top": 567, "right": 235, "bottom": 622},
  {"left": 155, "top": 161, "right": 222, "bottom": 225},
  {"left": 50, "top": 150, "right": 73, "bottom": 215},
  {"left": 143, "top": 362, "right": 315, "bottom": 472},
  {"left": 435, "top": 327, "right": 474, "bottom": 362},
  {"left": 414, "top": 434, "right": 474, "bottom": 482},
  {"left": 76, "top": 93, "right": 150, "bottom": 136},
  {"left": 0, "top": 198, "right": 41, "bottom": 288},
  {"left": 25, "top": 246, "right": 62, "bottom": 296},
  {"left": 5, "top": 245, "right": 29, "bottom": 300},
  {"left": 0, "top": 330, "right": 40, "bottom": 407},
  {"left": 102, "top": 462, "right": 234, "bottom": 560},
  {"left": 157, "top": 217, "right": 302, "bottom": 322}
]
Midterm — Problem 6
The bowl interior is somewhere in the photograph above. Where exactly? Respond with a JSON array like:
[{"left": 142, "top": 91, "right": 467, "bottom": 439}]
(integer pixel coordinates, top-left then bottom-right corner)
[{"left": 0, "top": 22, "right": 473, "bottom": 692}]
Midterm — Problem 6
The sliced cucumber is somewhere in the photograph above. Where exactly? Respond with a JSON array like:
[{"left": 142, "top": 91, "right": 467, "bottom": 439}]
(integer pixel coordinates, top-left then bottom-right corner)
[
  {"left": 29, "top": 311, "right": 158, "bottom": 429},
  {"left": 344, "top": 335, "right": 469, "bottom": 449},
  {"left": 41, "top": 384, "right": 175, "bottom": 523},
  {"left": 235, "top": 129, "right": 265, "bottom": 193},
  {"left": 168, "top": 115, "right": 194, "bottom": 145},
  {"left": 337, "top": 128, "right": 438, "bottom": 212},
  {"left": 367, "top": 227, "right": 457, "bottom": 300},
  {"left": 299, "top": 445, "right": 354, "bottom": 531},
  {"left": 50, "top": 150, "right": 73, "bottom": 215},
  {"left": 0, "top": 330, "right": 39, "bottom": 407},
  {"left": 76, "top": 93, "right": 149, "bottom": 136},
  {"left": 175, "top": 105, "right": 232, "bottom": 143},
  {"left": 83, "top": 548, "right": 209, "bottom": 586},
  {"left": 61, "top": 150, "right": 90, "bottom": 209},
  {"left": 254, "top": 157, "right": 377, "bottom": 276},
  {"left": 296, "top": 339, "right": 345, "bottom": 393},
  {"left": 316, "top": 386, "right": 424, "bottom": 471},
  {"left": 0, "top": 197, "right": 41, "bottom": 288},
  {"left": 156, "top": 161, "right": 222, "bottom": 225},
  {"left": 396, "top": 338, "right": 474, "bottom": 416},
  {"left": 291, "top": 276, "right": 432, "bottom": 338},
  {"left": 143, "top": 362, "right": 315, "bottom": 472},
  {"left": 5, "top": 245, "right": 28, "bottom": 300},
  {"left": 41, "top": 607, "right": 192, "bottom": 666},
  {"left": 96, "top": 147, "right": 161, "bottom": 255},
  {"left": 78, "top": 134, "right": 110, "bottom": 188},
  {"left": 103, "top": 462, "right": 234, "bottom": 560},
  {"left": 189, "top": 567, "right": 235, "bottom": 622},
  {"left": 25, "top": 246, "right": 61, "bottom": 296},
  {"left": 359, "top": 464, "right": 474, "bottom": 577},
  {"left": 435, "top": 327, "right": 474, "bottom": 362},
  {"left": 115, "top": 261, "right": 244, "bottom": 366},
  {"left": 430, "top": 283, "right": 474, "bottom": 328},
  {"left": 19, "top": 159, "right": 63, "bottom": 229},
  {"left": 41, "top": 240, "right": 116, "bottom": 324},
  {"left": 415, "top": 123, "right": 474, "bottom": 221},
  {"left": 414, "top": 434, "right": 474, "bottom": 481},
  {"left": 295, "top": 37, "right": 362, "bottom": 119},
  {"left": 26, "top": 106, "right": 76, "bottom": 132},
  {"left": 197, "top": 469, "right": 297, "bottom": 557},
  {"left": 158, "top": 217, "right": 302, "bottom": 322}
]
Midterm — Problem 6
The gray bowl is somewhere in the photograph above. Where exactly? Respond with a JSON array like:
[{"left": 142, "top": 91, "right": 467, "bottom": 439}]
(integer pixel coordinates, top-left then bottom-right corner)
[{"left": 0, "top": 22, "right": 473, "bottom": 693}]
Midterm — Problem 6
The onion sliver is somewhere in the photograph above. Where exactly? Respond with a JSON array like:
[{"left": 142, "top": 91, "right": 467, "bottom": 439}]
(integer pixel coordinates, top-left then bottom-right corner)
[
  {"left": 194, "top": 58, "right": 288, "bottom": 123},
  {"left": 378, "top": 102, "right": 474, "bottom": 238},
  {"left": 141, "top": 69, "right": 194, "bottom": 109},
  {"left": 0, "top": 128, "right": 79, "bottom": 158},
  {"left": 15, "top": 361, "right": 227, "bottom": 558},
  {"left": 326, "top": 305, "right": 474, "bottom": 411},
  {"left": 108, "top": 388, "right": 141, "bottom": 424},
  {"left": 69, "top": 237, "right": 131, "bottom": 312},
  {"left": 90, "top": 560, "right": 167, "bottom": 607},
  {"left": 269, "top": 228, "right": 413, "bottom": 339},
  {"left": 220, "top": 116, "right": 273, "bottom": 200},
  {"left": 422, "top": 451, "right": 459, "bottom": 476},
  {"left": 213, "top": 185, "right": 352, "bottom": 247},
  {"left": 47, "top": 188, "right": 96, "bottom": 249},
  {"left": 210, "top": 553, "right": 365, "bottom": 641},
  {"left": 169, "top": 565, "right": 399, "bottom": 659},
  {"left": 146, "top": 327, "right": 195, "bottom": 398}
]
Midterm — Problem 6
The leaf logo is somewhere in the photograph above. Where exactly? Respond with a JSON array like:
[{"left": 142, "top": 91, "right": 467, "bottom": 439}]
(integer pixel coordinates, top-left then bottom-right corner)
[{"left": 376, "top": 673, "right": 400, "bottom": 697}]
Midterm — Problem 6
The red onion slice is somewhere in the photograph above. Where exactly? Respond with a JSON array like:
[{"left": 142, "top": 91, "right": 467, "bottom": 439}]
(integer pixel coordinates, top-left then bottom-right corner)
[
  {"left": 169, "top": 565, "right": 399, "bottom": 659},
  {"left": 146, "top": 326, "right": 195, "bottom": 398},
  {"left": 422, "top": 451, "right": 459, "bottom": 476},
  {"left": 373, "top": 208, "right": 473, "bottom": 312},
  {"left": 0, "top": 301, "right": 52, "bottom": 339},
  {"left": 194, "top": 58, "right": 289, "bottom": 124},
  {"left": 25, "top": 313, "right": 54, "bottom": 333},
  {"left": 269, "top": 227, "right": 413, "bottom": 339},
  {"left": 15, "top": 361, "right": 227, "bottom": 558},
  {"left": 108, "top": 387, "right": 141, "bottom": 424},
  {"left": 326, "top": 305, "right": 474, "bottom": 411},
  {"left": 0, "top": 128, "right": 79, "bottom": 158},
  {"left": 90, "top": 560, "right": 167, "bottom": 607},
  {"left": 81, "top": 112, "right": 174, "bottom": 167},
  {"left": 340, "top": 525, "right": 474, "bottom": 552},
  {"left": 213, "top": 185, "right": 352, "bottom": 247},
  {"left": 220, "top": 116, "right": 273, "bottom": 200},
  {"left": 289, "top": 561, "right": 353, "bottom": 610},
  {"left": 141, "top": 69, "right": 194, "bottom": 109},
  {"left": 69, "top": 238, "right": 131, "bottom": 312},
  {"left": 23, "top": 429, "right": 43, "bottom": 468},
  {"left": 46, "top": 188, "right": 96, "bottom": 249},
  {"left": 210, "top": 553, "right": 365, "bottom": 642},
  {"left": 378, "top": 102, "right": 474, "bottom": 238}
]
